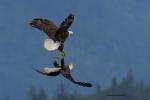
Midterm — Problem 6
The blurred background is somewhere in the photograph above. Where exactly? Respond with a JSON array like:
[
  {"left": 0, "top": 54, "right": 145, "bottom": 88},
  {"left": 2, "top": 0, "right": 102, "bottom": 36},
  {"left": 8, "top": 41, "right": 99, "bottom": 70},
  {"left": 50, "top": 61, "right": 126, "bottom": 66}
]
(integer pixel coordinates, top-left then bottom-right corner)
[{"left": 1, "top": 0, "right": 150, "bottom": 100}]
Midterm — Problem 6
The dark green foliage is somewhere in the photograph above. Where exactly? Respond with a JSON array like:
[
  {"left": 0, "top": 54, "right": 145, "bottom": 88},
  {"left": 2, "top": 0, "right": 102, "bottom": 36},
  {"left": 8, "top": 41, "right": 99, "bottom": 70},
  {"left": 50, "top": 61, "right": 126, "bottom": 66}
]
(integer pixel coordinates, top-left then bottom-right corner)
[
  {"left": 37, "top": 88, "right": 48, "bottom": 100},
  {"left": 52, "top": 69, "right": 150, "bottom": 100},
  {"left": 27, "top": 86, "right": 37, "bottom": 100},
  {"left": 6, "top": 69, "right": 150, "bottom": 100},
  {"left": 52, "top": 83, "right": 69, "bottom": 100},
  {"left": 4, "top": 96, "right": 10, "bottom": 100},
  {"left": 26, "top": 86, "right": 48, "bottom": 100}
]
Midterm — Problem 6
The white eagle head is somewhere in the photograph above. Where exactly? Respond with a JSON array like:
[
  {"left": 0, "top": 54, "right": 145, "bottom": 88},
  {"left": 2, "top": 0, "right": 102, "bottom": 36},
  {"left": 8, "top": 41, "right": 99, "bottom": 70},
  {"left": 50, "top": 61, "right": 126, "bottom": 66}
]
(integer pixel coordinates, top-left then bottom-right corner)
[
  {"left": 68, "top": 30, "right": 73, "bottom": 36},
  {"left": 68, "top": 63, "right": 73, "bottom": 70}
]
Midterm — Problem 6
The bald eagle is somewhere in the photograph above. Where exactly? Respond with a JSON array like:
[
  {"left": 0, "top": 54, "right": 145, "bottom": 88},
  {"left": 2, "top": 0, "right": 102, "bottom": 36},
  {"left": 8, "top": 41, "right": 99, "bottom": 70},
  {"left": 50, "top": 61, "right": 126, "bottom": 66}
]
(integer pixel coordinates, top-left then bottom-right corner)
[
  {"left": 33, "top": 57, "right": 92, "bottom": 87},
  {"left": 30, "top": 14, "right": 74, "bottom": 55}
]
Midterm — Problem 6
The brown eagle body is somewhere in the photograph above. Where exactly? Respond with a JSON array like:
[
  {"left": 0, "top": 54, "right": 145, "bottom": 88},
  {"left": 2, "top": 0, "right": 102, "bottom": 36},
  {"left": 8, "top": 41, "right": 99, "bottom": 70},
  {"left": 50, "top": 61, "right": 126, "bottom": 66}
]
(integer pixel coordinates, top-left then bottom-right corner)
[{"left": 30, "top": 14, "right": 74, "bottom": 52}]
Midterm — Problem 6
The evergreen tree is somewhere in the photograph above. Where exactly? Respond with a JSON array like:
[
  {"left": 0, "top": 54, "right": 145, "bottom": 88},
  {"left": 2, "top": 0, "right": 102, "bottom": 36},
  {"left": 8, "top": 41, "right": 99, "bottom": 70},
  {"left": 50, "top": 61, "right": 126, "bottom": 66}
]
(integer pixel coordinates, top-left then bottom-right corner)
[
  {"left": 93, "top": 85, "right": 105, "bottom": 100},
  {"left": 27, "top": 86, "right": 37, "bottom": 100},
  {"left": 134, "top": 80, "right": 145, "bottom": 100},
  {"left": 37, "top": 88, "right": 48, "bottom": 100},
  {"left": 26, "top": 86, "right": 48, "bottom": 100},
  {"left": 4, "top": 96, "right": 10, "bottom": 100},
  {"left": 29, "top": 69, "right": 150, "bottom": 100},
  {"left": 111, "top": 77, "right": 118, "bottom": 89},
  {"left": 69, "top": 90, "right": 78, "bottom": 100},
  {"left": 52, "top": 83, "right": 69, "bottom": 100},
  {"left": 144, "top": 84, "right": 150, "bottom": 100},
  {"left": 120, "top": 69, "right": 135, "bottom": 90},
  {"left": 119, "top": 69, "right": 135, "bottom": 100}
]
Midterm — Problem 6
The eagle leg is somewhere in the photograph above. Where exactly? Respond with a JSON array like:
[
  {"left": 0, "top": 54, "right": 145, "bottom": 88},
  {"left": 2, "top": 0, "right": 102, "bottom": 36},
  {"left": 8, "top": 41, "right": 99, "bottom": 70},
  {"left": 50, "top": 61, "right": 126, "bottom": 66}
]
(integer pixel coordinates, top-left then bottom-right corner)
[
  {"left": 53, "top": 57, "right": 59, "bottom": 67},
  {"left": 58, "top": 43, "right": 66, "bottom": 57},
  {"left": 61, "top": 50, "right": 66, "bottom": 57}
]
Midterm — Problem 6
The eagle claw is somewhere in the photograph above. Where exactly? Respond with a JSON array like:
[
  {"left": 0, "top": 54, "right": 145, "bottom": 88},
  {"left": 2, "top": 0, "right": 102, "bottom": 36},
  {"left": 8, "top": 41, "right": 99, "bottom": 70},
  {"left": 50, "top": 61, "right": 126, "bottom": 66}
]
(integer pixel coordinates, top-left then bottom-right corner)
[{"left": 61, "top": 51, "right": 66, "bottom": 57}]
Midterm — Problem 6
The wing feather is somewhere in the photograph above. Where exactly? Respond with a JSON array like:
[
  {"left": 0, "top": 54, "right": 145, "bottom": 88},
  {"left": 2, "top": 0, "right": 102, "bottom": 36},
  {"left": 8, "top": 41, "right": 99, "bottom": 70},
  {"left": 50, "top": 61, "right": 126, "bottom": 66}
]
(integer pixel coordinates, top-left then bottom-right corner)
[
  {"left": 30, "top": 18, "right": 58, "bottom": 39},
  {"left": 32, "top": 67, "right": 46, "bottom": 75},
  {"left": 32, "top": 67, "right": 61, "bottom": 76},
  {"left": 59, "top": 14, "right": 74, "bottom": 31},
  {"left": 55, "top": 14, "right": 74, "bottom": 41},
  {"left": 62, "top": 73, "right": 92, "bottom": 87}
]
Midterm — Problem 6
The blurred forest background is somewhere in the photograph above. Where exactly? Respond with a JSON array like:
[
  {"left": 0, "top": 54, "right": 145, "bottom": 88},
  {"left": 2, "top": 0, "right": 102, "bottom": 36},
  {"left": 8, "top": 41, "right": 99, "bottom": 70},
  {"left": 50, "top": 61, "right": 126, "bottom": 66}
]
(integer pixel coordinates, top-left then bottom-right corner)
[
  {"left": 4, "top": 69, "right": 150, "bottom": 100},
  {"left": 1, "top": 0, "right": 150, "bottom": 100}
]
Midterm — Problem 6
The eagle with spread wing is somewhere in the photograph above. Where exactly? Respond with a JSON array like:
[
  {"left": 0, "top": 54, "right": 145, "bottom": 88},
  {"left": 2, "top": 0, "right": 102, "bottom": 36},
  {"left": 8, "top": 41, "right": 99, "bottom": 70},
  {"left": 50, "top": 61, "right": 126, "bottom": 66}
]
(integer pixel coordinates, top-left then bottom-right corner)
[
  {"left": 30, "top": 14, "right": 74, "bottom": 56},
  {"left": 33, "top": 57, "right": 92, "bottom": 87}
]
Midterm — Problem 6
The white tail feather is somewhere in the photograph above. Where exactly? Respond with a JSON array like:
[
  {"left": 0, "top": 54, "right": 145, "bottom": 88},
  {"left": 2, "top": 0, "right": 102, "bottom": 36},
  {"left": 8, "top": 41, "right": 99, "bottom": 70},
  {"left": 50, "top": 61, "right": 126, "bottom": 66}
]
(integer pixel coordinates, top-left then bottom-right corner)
[{"left": 44, "top": 38, "right": 60, "bottom": 51}]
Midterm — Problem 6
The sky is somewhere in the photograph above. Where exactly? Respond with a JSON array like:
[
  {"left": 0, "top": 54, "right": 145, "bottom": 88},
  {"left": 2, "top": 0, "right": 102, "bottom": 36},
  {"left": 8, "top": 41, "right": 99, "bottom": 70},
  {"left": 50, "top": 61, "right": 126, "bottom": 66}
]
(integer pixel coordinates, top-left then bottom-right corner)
[{"left": 1, "top": 0, "right": 150, "bottom": 99}]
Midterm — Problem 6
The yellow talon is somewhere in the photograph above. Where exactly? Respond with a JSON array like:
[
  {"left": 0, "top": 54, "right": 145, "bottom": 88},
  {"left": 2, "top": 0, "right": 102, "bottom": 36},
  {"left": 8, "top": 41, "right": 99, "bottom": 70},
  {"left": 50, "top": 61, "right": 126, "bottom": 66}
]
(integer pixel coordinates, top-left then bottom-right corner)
[{"left": 61, "top": 51, "right": 65, "bottom": 57}]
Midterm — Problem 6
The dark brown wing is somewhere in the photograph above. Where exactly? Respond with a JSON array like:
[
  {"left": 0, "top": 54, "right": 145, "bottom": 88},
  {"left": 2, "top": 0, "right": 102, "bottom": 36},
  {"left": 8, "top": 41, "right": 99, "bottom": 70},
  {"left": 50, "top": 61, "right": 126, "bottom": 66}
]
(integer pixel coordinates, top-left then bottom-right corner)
[
  {"left": 30, "top": 18, "right": 58, "bottom": 39},
  {"left": 61, "top": 72, "right": 92, "bottom": 87},
  {"left": 55, "top": 14, "right": 74, "bottom": 42},
  {"left": 59, "top": 14, "right": 74, "bottom": 31}
]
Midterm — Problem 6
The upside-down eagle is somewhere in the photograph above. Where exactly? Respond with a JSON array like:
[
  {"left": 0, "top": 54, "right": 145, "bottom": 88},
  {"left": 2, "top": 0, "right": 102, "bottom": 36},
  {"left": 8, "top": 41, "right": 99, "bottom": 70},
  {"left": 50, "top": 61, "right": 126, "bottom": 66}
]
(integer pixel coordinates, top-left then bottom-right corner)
[
  {"left": 33, "top": 57, "right": 92, "bottom": 87},
  {"left": 30, "top": 14, "right": 74, "bottom": 55}
]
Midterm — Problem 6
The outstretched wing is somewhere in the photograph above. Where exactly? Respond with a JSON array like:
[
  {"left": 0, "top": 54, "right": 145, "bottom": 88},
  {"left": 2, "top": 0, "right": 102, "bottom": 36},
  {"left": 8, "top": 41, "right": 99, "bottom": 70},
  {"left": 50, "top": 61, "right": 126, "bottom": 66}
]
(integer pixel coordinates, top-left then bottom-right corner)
[
  {"left": 62, "top": 72, "right": 92, "bottom": 87},
  {"left": 32, "top": 67, "right": 61, "bottom": 76},
  {"left": 30, "top": 18, "right": 58, "bottom": 39},
  {"left": 55, "top": 14, "right": 74, "bottom": 41},
  {"left": 59, "top": 14, "right": 74, "bottom": 31},
  {"left": 32, "top": 67, "right": 46, "bottom": 75}
]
